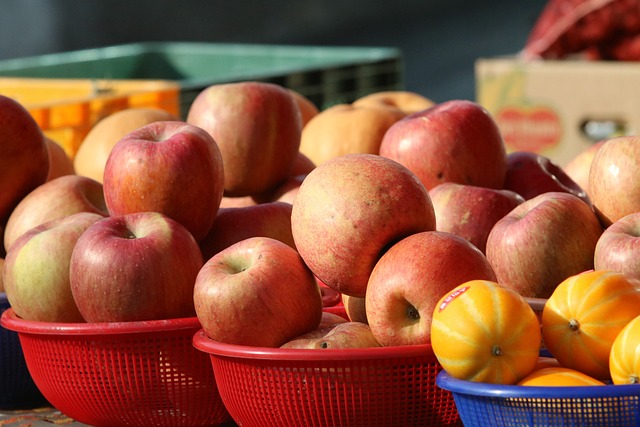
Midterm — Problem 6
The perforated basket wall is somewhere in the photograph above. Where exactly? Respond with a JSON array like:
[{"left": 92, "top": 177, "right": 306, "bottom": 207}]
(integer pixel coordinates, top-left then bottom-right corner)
[
  {"left": 1, "top": 308, "right": 231, "bottom": 427},
  {"left": 193, "top": 329, "right": 461, "bottom": 427},
  {"left": 436, "top": 370, "right": 640, "bottom": 427}
]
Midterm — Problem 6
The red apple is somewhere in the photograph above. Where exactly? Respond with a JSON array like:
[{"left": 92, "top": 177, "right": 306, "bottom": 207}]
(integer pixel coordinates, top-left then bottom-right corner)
[
  {"left": 103, "top": 120, "right": 225, "bottom": 242},
  {"left": 193, "top": 236, "right": 323, "bottom": 347},
  {"left": 3, "top": 212, "right": 104, "bottom": 322},
  {"left": 198, "top": 201, "right": 295, "bottom": 261},
  {"left": 69, "top": 212, "right": 203, "bottom": 322},
  {"left": 318, "top": 311, "right": 349, "bottom": 329},
  {"left": 594, "top": 212, "right": 640, "bottom": 281},
  {"left": 187, "top": 81, "right": 302, "bottom": 196},
  {"left": 280, "top": 321, "right": 381, "bottom": 349},
  {"left": 588, "top": 136, "right": 640, "bottom": 227},
  {"left": 291, "top": 153, "right": 436, "bottom": 298},
  {"left": 4, "top": 175, "right": 108, "bottom": 252},
  {"left": 503, "top": 151, "right": 591, "bottom": 205},
  {"left": 379, "top": 99, "right": 507, "bottom": 190},
  {"left": 45, "top": 137, "right": 75, "bottom": 181},
  {"left": 428, "top": 182, "right": 525, "bottom": 254},
  {"left": 486, "top": 192, "right": 604, "bottom": 298},
  {"left": 366, "top": 230, "right": 497, "bottom": 346},
  {"left": 563, "top": 140, "right": 605, "bottom": 195},
  {"left": 0, "top": 258, "right": 4, "bottom": 293},
  {"left": 0, "top": 95, "right": 49, "bottom": 225}
]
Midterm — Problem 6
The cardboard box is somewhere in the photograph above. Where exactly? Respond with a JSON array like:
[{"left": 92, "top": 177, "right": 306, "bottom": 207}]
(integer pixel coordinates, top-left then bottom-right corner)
[{"left": 475, "top": 56, "right": 638, "bottom": 166}]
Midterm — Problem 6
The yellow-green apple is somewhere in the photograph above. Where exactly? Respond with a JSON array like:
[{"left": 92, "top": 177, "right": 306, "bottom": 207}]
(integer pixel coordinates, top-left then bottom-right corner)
[
  {"left": 365, "top": 230, "right": 497, "bottom": 346},
  {"left": 291, "top": 153, "right": 436, "bottom": 298},
  {"left": 4, "top": 175, "right": 108, "bottom": 252},
  {"left": 69, "top": 212, "right": 203, "bottom": 322},
  {"left": 503, "top": 151, "right": 591, "bottom": 205},
  {"left": 588, "top": 136, "right": 640, "bottom": 227},
  {"left": 342, "top": 293, "right": 368, "bottom": 324},
  {"left": 594, "top": 212, "right": 640, "bottom": 280},
  {"left": 429, "top": 182, "right": 525, "bottom": 254},
  {"left": 3, "top": 212, "right": 104, "bottom": 322},
  {"left": 486, "top": 192, "right": 604, "bottom": 298},
  {"left": 187, "top": 81, "right": 302, "bottom": 197},
  {"left": 299, "top": 103, "right": 406, "bottom": 166},
  {"left": 193, "top": 236, "right": 323, "bottom": 347},
  {"left": 198, "top": 201, "right": 295, "bottom": 261},
  {"left": 379, "top": 99, "right": 507, "bottom": 191},
  {"left": 103, "top": 120, "right": 224, "bottom": 242},
  {"left": 563, "top": 140, "right": 605, "bottom": 195},
  {"left": 45, "top": 137, "right": 75, "bottom": 181},
  {"left": 0, "top": 95, "right": 49, "bottom": 226},
  {"left": 280, "top": 321, "right": 381, "bottom": 349}
]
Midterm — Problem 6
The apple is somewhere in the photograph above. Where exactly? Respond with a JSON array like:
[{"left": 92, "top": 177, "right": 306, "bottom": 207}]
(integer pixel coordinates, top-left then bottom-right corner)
[
  {"left": 319, "top": 283, "right": 342, "bottom": 307},
  {"left": 352, "top": 90, "right": 435, "bottom": 114},
  {"left": 428, "top": 182, "right": 525, "bottom": 254},
  {"left": 252, "top": 173, "right": 306, "bottom": 205},
  {"left": 503, "top": 151, "right": 591, "bottom": 205},
  {"left": 187, "top": 81, "right": 302, "bottom": 197},
  {"left": 44, "top": 137, "right": 75, "bottom": 181},
  {"left": 486, "top": 191, "right": 604, "bottom": 298},
  {"left": 594, "top": 211, "right": 640, "bottom": 281},
  {"left": 0, "top": 258, "right": 4, "bottom": 293},
  {"left": 3, "top": 212, "right": 104, "bottom": 322},
  {"left": 318, "top": 311, "right": 349, "bottom": 329},
  {"left": 280, "top": 321, "right": 381, "bottom": 349},
  {"left": 69, "top": 212, "right": 204, "bottom": 322},
  {"left": 291, "top": 153, "right": 436, "bottom": 298},
  {"left": 563, "top": 140, "right": 605, "bottom": 195},
  {"left": 4, "top": 174, "right": 108, "bottom": 252},
  {"left": 588, "top": 135, "right": 640, "bottom": 227},
  {"left": 366, "top": 230, "right": 497, "bottom": 346},
  {"left": 198, "top": 201, "right": 296, "bottom": 261},
  {"left": 103, "top": 120, "right": 225, "bottom": 242},
  {"left": 0, "top": 95, "right": 49, "bottom": 225},
  {"left": 193, "top": 236, "right": 323, "bottom": 348},
  {"left": 379, "top": 99, "right": 507, "bottom": 191},
  {"left": 341, "top": 293, "right": 368, "bottom": 324}
]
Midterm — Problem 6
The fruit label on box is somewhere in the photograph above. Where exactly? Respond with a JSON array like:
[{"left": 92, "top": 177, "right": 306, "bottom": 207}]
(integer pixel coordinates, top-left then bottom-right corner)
[
  {"left": 495, "top": 105, "right": 563, "bottom": 153},
  {"left": 438, "top": 286, "right": 469, "bottom": 312}
]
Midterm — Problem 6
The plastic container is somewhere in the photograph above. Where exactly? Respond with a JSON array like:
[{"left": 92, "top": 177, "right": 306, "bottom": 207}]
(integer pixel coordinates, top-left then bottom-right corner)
[
  {"left": 436, "top": 370, "right": 640, "bottom": 427},
  {"left": 192, "top": 324, "right": 461, "bottom": 427},
  {"left": 0, "top": 77, "right": 180, "bottom": 159},
  {"left": 0, "top": 294, "right": 47, "bottom": 409},
  {"left": 0, "top": 307, "right": 232, "bottom": 427},
  {"left": 0, "top": 41, "right": 404, "bottom": 114}
]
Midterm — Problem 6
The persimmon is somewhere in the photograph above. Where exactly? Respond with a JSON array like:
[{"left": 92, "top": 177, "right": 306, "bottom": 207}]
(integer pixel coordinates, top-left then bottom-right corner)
[
  {"left": 542, "top": 269, "right": 640, "bottom": 381},
  {"left": 517, "top": 366, "right": 605, "bottom": 386},
  {"left": 610, "top": 314, "right": 640, "bottom": 385},
  {"left": 431, "top": 280, "right": 541, "bottom": 385}
]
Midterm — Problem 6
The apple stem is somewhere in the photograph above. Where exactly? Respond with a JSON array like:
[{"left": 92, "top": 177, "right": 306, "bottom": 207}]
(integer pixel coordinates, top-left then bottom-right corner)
[
  {"left": 320, "top": 342, "right": 329, "bottom": 349},
  {"left": 406, "top": 306, "right": 420, "bottom": 320},
  {"left": 630, "top": 375, "right": 640, "bottom": 384}
]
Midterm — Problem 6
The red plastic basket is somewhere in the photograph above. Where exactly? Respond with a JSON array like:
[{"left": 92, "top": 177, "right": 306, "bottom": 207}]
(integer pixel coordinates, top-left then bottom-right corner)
[
  {"left": 0, "top": 307, "right": 232, "bottom": 427},
  {"left": 192, "top": 325, "right": 462, "bottom": 427}
]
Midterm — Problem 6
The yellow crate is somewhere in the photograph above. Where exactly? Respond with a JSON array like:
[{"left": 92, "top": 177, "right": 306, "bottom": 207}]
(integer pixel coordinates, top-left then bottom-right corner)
[{"left": 0, "top": 78, "right": 180, "bottom": 159}]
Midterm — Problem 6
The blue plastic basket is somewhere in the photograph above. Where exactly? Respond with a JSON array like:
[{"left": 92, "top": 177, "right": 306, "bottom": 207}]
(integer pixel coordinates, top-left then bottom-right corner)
[
  {"left": 436, "top": 370, "right": 640, "bottom": 427},
  {"left": 0, "top": 293, "right": 47, "bottom": 409}
]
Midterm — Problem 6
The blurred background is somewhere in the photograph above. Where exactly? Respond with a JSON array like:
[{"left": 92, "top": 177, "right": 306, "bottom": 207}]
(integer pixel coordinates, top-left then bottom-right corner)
[{"left": 0, "top": 0, "right": 547, "bottom": 103}]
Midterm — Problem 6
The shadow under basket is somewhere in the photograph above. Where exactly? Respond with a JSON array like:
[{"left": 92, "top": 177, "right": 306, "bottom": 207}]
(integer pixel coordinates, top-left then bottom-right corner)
[
  {"left": 0, "top": 307, "right": 231, "bottom": 427},
  {"left": 436, "top": 370, "right": 640, "bottom": 427},
  {"left": 0, "top": 293, "right": 47, "bottom": 409},
  {"left": 193, "top": 328, "right": 462, "bottom": 427}
]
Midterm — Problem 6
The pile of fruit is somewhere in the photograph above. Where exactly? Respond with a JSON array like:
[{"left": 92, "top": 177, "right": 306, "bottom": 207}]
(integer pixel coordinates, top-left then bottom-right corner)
[{"left": 1, "top": 75, "right": 640, "bottom": 394}]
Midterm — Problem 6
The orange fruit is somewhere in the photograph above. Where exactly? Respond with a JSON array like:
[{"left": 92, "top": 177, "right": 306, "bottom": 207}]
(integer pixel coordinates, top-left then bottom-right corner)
[
  {"left": 517, "top": 366, "right": 605, "bottom": 386},
  {"left": 542, "top": 269, "right": 640, "bottom": 381},
  {"left": 609, "top": 314, "right": 640, "bottom": 384},
  {"left": 534, "top": 356, "right": 561, "bottom": 370},
  {"left": 431, "top": 280, "right": 541, "bottom": 384},
  {"left": 288, "top": 89, "right": 319, "bottom": 126}
]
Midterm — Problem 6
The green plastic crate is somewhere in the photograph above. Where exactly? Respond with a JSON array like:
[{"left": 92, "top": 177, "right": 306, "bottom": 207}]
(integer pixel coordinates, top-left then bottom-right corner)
[{"left": 0, "top": 42, "right": 404, "bottom": 115}]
